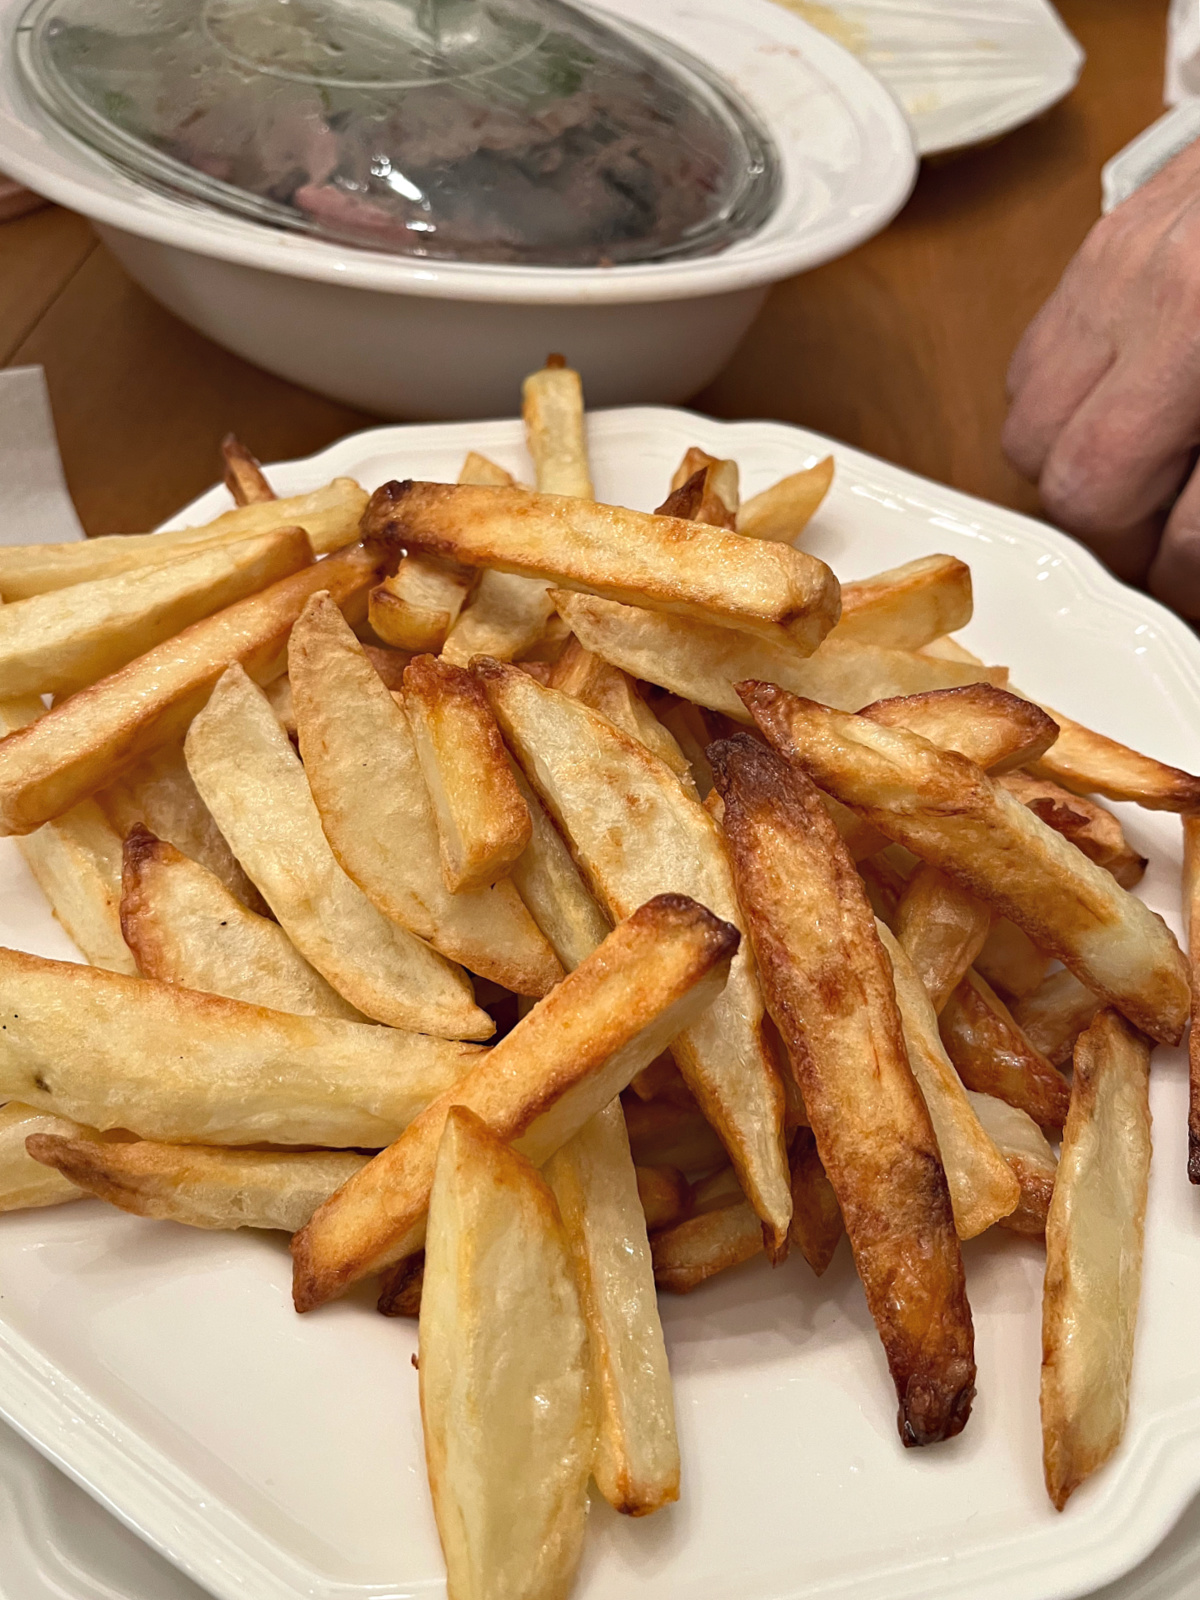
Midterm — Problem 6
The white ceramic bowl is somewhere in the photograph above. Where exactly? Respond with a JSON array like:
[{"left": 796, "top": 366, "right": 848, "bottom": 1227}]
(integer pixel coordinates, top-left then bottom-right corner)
[{"left": 0, "top": 0, "right": 915, "bottom": 418}]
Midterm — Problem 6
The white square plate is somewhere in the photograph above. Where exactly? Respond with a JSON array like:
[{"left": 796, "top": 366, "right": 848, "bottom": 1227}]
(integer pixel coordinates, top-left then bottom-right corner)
[{"left": 2, "top": 408, "right": 1200, "bottom": 1600}]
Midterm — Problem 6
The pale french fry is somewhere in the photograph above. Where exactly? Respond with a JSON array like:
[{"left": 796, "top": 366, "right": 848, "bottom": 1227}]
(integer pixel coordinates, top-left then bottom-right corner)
[
  {"left": 0, "top": 541, "right": 382, "bottom": 835},
  {"left": 420, "top": 1106, "right": 594, "bottom": 1600},
  {"left": 220, "top": 434, "right": 275, "bottom": 506},
  {"left": 185, "top": 663, "right": 492, "bottom": 1038},
  {"left": 264, "top": 673, "right": 296, "bottom": 735},
  {"left": 668, "top": 447, "right": 739, "bottom": 516},
  {"left": 940, "top": 970, "right": 1072, "bottom": 1128},
  {"left": 652, "top": 1200, "right": 764, "bottom": 1292},
  {"left": 965, "top": 1092, "right": 1057, "bottom": 1236},
  {"left": 369, "top": 556, "right": 476, "bottom": 653},
  {"left": 477, "top": 662, "right": 792, "bottom": 1256},
  {"left": 860, "top": 684, "right": 1058, "bottom": 773},
  {"left": 548, "top": 637, "right": 695, "bottom": 791},
  {"left": 635, "top": 1164, "right": 691, "bottom": 1232},
  {"left": 288, "top": 596, "right": 561, "bottom": 996},
  {"left": 831, "top": 556, "right": 972, "bottom": 651},
  {"left": 742, "top": 686, "right": 1190, "bottom": 1046},
  {"left": 551, "top": 589, "right": 1002, "bottom": 723},
  {"left": 290, "top": 895, "right": 739, "bottom": 1311},
  {"left": 0, "top": 946, "right": 482, "bottom": 1146},
  {"left": 26, "top": 1136, "right": 369, "bottom": 1232},
  {"left": 545, "top": 1099, "right": 680, "bottom": 1516},
  {"left": 460, "top": 452, "right": 516, "bottom": 489},
  {"left": 522, "top": 358, "right": 594, "bottom": 499},
  {"left": 895, "top": 864, "right": 992, "bottom": 1014},
  {"left": 1185, "top": 815, "right": 1200, "bottom": 1182},
  {"left": 710, "top": 734, "right": 975, "bottom": 1446},
  {"left": 121, "top": 827, "right": 366, "bottom": 1020},
  {"left": 507, "top": 768, "right": 610, "bottom": 973},
  {"left": 0, "top": 1103, "right": 91, "bottom": 1212},
  {"left": 1041, "top": 1010, "right": 1151, "bottom": 1510},
  {"left": 403, "top": 654, "right": 532, "bottom": 893},
  {"left": 365, "top": 481, "right": 840, "bottom": 652},
  {"left": 1000, "top": 771, "right": 1146, "bottom": 888},
  {"left": 0, "top": 480, "right": 368, "bottom": 599},
  {"left": 737, "top": 458, "right": 834, "bottom": 543},
  {"left": 974, "top": 919, "right": 1052, "bottom": 1000},
  {"left": 658, "top": 465, "right": 737, "bottom": 530},
  {"left": 1011, "top": 968, "right": 1103, "bottom": 1067},
  {"left": 788, "top": 1127, "right": 843, "bottom": 1274}
]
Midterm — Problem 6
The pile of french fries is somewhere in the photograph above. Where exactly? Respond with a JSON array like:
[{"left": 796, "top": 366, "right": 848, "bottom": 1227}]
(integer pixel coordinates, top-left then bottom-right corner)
[{"left": 1, "top": 357, "right": 1198, "bottom": 1595}]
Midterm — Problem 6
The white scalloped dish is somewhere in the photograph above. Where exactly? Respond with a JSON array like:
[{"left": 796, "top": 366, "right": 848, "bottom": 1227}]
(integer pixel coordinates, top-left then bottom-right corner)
[{"left": 1, "top": 409, "right": 1200, "bottom": 1600}]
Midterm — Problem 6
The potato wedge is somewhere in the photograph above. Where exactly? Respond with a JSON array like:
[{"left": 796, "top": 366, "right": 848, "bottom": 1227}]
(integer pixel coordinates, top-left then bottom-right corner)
[
  {"left": 477, "top": 662, "right": 792, "bottom": 1256},
  {"left": 522, "top": 359, "right": 594, "bottom": 499},
  {"left": 545, "top": 1099, "right": 679, "bottom": 1516},
  {"left": 788, "top": 1126, "right": 843, "bottom": 1275},
  {"left": 1000, "top": 772, "right": 1146, "bottom": 888},
  {"left": 0, "top": 946, "right": 481, "bottom": 1146},
  {"left": 940, "top": 970, "right": 1072, "bottom": 1128},
  {"left": 635, "top": 1164, "right": 691, "bottom": 1232},
  {"left": 220, "top": 434, "right": 275, "bottom": 506},
  {"left": 290, "top": 894, "right": 739, "bottom": 1310},
  {"left": 0, "top": 479, "right": 368, "bottom": 599},
  {"left": 737, "top": 458, "right": 834, "bottom": 543},
  {"left": 420, "top": 1106, "right": 594, "bottom": 1600},
  {"left": 0, "top": 541, "right": 382, "bottom": 835},
  {"left": 365, "top": 481, "right": 840, "bottom": 652},
  {"left": 975, "top": 918, "right": 1052, "bottom": 1000},
  {"left": 1041, "top": 1010, "right": 1151, "bottom": 1509},
  {"left": 622, "top": 1096, "right": 728, "bottom": 1174},
  {"left": 288, "top": 595, "right": 561, "bottom": 997},
  {"left": 1185, "top": 814, "right": 1200, "bottom": 1182},
  {"left": 121, "top": 826, "right": 365, "bottom": 1020},
  {"left": 187, "top": 663, "right": 490, "bottom": 1037},
  {"left": 507, "top": 768, "right": 610, "bottom": 973},
  {"left": 965, "top": 1092, "right": 1057, "bottom": 1236},
  {"left": 895, "top": 864, "right": 992, "bottom": 1014},
  {"left": 403, "top": 654, "right": 532, "bottom": 893},
  {"left": 552, "top": 589, "right": 1002, "bottom": 722},
  {"left": 548, "top": 637, "right": 694, "bottom": 790},
  {"left": 860, "top": 683, "right": 1059, "bottom": 773},
  {"left": 652, "top": 1200, "right": 764, "bottom": 1292},
  {"left": 742, "top": 686, "right": 1190, "bottom": 1045},
  {"left": 0, "top": 1103, "right": 90, "bottom": 1212},
  {"left": 1011, "top": 968, "right": 1103, "bottom": 1068},
  {"left": 832, "top": 556, "right": 972, "bottom": 651},
  {"left": 710, "top": 733, "right": 975, "bottom": 1446},
  {"left": 369, "top": 556, "right": 475, "bottom": 653}
]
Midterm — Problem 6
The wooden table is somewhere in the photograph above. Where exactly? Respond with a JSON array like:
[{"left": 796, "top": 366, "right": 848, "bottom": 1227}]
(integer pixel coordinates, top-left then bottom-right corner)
[{"left": 0, "top": 0, "right": 1171, "bottom": 536}]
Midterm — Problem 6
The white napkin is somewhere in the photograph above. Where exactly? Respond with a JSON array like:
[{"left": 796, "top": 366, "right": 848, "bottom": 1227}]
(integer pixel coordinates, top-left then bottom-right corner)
[{"left": 0, "top": 366, "right": 84, "bottom": 547}]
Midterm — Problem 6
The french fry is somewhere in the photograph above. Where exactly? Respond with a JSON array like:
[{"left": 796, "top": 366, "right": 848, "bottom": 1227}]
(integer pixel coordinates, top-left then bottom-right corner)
[
  {"left": 548, "top": 637, "right": 695, "bottom": 791},
  {"left": 369, "top": 556, "right": 476, "bottom": 654},
  {"left": 545, "top": 1099, "right": 680, "bottom": 1516},
  {"left": 742, "top": 686, "right": 1190, "bottom": 1045},
  {"left": 670, "top": 446, "right": 739, "bottom": 504},
  {"left": 974, "top": 918, "right": 1052, "bottom": 1000},
  {"left": 26, "top": 1136, "right": 369, "bottom": 1233},
  {"left": 364, "top": 481, "right": 841, "bottom": 653},
  {"left": 290, "top": 895, "right": 739, "bottom": 1311},
  {"left": 220, "top": 434, "right": 275, "bottom": 506},
  {"left": 894, "top": 864, "right": 992, "bottom": 1013},
  {"left": 0, "top": 1103, "right": 91, "bottom": 1212},
  {"left": 860, "top": 683, "right": 1058, "bottom": 773},
  {"left": 120, "top": 827, "right": 366, "bottom": 1020},
  {"left": 1030, "top": 708, "right": 1200, "bottom": 813},
  {"left": 1011, "top": 968, "right": 1103, "bottom": 1067},
  {"left": 622, "top": 1096, "right": 728, "bottom": 1174},
  {"left": 507, "top": 768, "right": 610, "bottom": 973},
  {"left": 788, "top": 1126, "right": 843, "bottom": 1274},
  {"left": 710, "top": 734, "right": 975, "bottom": 1446},
  {"left": 652, "top": 1199, "right": 764, "bottom": 1292},
  {"left": 635, "top": 1164, "right": 691, "bottom": 1232},
  {"left": 402, "top": 654, "right": 533, "bottom": 893},
  {"left": 0, "top": 946, "right": 482, "bottom": 1147},
  {"left": 377, "top": 1252, "right": 425, "bottom": 1317},
  {"left": 522, "top": 358, "right": 594, "bottom": 499},
  {"left": 185, "top": 663, "right": 492, "bottom": 1038},
  {"left": 658, "top": 466, "right": 737, "bottom": 530},
  {"left": 1041, "top": 1010, "right": 1151, "bottom": 1510},
  {"left": 288, "top": 596, "right": 561, "bottom": 996},
  {"left": 965, "top": 1092, "right": 1057, "bottom": 1236},
  {"left": 420, "top": 1106, "right": 594, "bottom": 1600},
  {"left": 939, "top": 970, "right": 1072, "bottom": 1128},
  {"left": 264, "top": 673, "right": 296, "bottom": 736},
  {"left": 0, "top": 480, "right": 369, "bottom": 599},
  {"left": 1000, "top": 772, "right": 1146, "bottom": 888},
  {"left": 551, "top": 589, "right": 1001, "bottom": 722},
  {"left": 627, "top": 1053, "right": 692, "bottom": 1106},
  {"left": 737, "top": 458, "right": 834, "bottom": 543},
  {"left": 0, "top": 541, "right": 382, "bottom": 835},
  {"left": 653, "top": 698, "right": 717, "bottom": 796},
  {"left": 477, "top": 662, "right": 793, "bottom": 1256},
  {"left": 1185, "top": 815, "right": 1200, "bottom": 1182},
  {"left": 831, "top": 556, "right": 972, "bottom": 651}
]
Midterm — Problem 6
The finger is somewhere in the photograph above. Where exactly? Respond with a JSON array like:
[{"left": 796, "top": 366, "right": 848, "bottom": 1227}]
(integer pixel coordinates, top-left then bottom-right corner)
[
  {"left": 1149, "top": 461, "right": 1200, "bottom": 616},
  {"left": 1003, "top": 297, "right": 1115, "bottom": 481},
  {"left": 1063, "top": 512, "right": 1163, "bottom": 589}
]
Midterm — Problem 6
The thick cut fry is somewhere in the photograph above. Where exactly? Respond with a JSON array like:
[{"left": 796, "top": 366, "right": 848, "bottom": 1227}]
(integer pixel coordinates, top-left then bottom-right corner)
[
  {"left": 403, "top": 654, "right": 532, "bottom": 893},
  {"left": 1030, "top": 707, "right": 1200, "bottom": 813},
  {"left": 895, "top": 864, "right": 992, "bottom": 1013},
  {"left": 522, "top": 360, "right": 594, "bottom": 499},
  {"left": 622, "top": 1097, "right": 728, "bottom": 1174},
  {"left": 477, "top": 663, "right": 792, "bottom": 1256},
  {"left": 965, "top": 1092, "right": 1057, "bottom": 1236},
  {"left": 975, "top": 918, "right": 1052, "bottom": 1000},
  {"left": 186, "top": 664, "right": 490, "bottom": 1038},
  {"left": 369, "top": 556, "right": 475, "bottom": 653},
  {"left": 290, "top": 895, "right": 738, "bottom": 1310},
  {"left": 121, "top": 827, "right": 365, "bottom": 1019},
  {"left": 0, "top": 1103, "right": 90, "bottom": 1212},
  {"left": 0, "top": 527, "right": 312, "bottom": 700},
  {"left": 365, "top": 481, "right": 840, "bottom": 652},
  {"left": 420, "top": 1107, "right": 594, "bottom": 1600},
  {"left": 737, "top": 459, "right": 834, "bottom": 543},
  {"left": 1000, "top": 772, "right": 1146, "bottom": 888},
  {"left": 289, "top": 596, "right": 561, "bottom": 997},
  {"left": 0, "top": 946, "right": 482, "bottom": 1146},
  {"left": 742, "top": 686, "right": 1190, "bottom": 1046},
  {"left": 1185, "top": 815, "right": 1200, "bottom": 1182},
  {"left": 1011, "top": 968, "right": 1103, "bottom": 1067},
  {"left": 27, "top": 1136, "right": 369, "bottom": 1232},
  {"left": 221, "top": 435, "right": 275, "bottom": 505},
  {"left": 1041, "top": 1010, "right": 1151, "bottom": 1510},
  {"left": 0, "top": 480, "right": 368, "bottom": 599},
  {"left": 0, "top": 542, "right": 382, "bottom": 835},
  {"left": 552, "top": 589, "right": 1001, "bottom": 723},
  {"left": 940, "top": 970, "right": 1072, "bottom": 1128},
  {"left": 788, "top": 1127, "right": 843, "bottom": 1274},
  {"left": 710, "top": 734, "right": 975, "bottom": 1446},
  {"left": 545, "top": 1100, "right": 679, "bottom": 1516},
  {"left": 635, "top": 1165, "right": 690, "bottom": 1232},
  {"left": 652, "top": 1200, "right": 764, "bottom": 1292},
  {"left": 507, "top": 768, "right": 610, "bottom": 973},
  {"left": 860, "top": 684, "right": 1058, "bottom": 773},
  {"left": 832, "top": 556, "right": 972, "bottom": 651},
  {"left": 548, "top": 638, "right": 694, "bottom": 789}
]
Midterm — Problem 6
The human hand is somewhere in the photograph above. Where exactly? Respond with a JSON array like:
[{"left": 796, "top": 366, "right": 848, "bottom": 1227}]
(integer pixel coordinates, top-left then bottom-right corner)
[{"left": 1004, "top": 134, "right": 1200, "bottom": 613}]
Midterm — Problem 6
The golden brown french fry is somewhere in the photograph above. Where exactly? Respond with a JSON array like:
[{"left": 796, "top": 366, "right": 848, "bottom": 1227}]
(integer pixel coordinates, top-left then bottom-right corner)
[
  {"left": 290, "top": 894, "right": 739, "bottom": 1311},
  {"left": 1030, "top": 707, "right": 1200, "bottom": 813},
  {"left": 635, "top": 1164, "right": 691, "bottom": 1232},
  {"left": 402, "top": 654, "right": 532, "bottom": 893},
  {"left": 860, "top": 684, "right": 1058, "bottom": 773},
  {"left": 1041, "top": 1010, "right": 1151, "bottom": 1510},
  {"left": 548, "top": 637, "right": 694, "bottom": 791},
  {"left": 507, "top": 768, "right": 610, "bottom": 973},
  {"left": 220, "top": 435, "right": 275, "bottom": 505},
  {"left": 710, "top": 733, "right": 975, "bottom": 1446},
  {"left": 1011, "top": 968, "right": 1103, "bottom": 1067},
  {"left": 831, "top": 556, "right": 972, "bottom": 651},
  {"left": 420, "top": 1106, "right": 594, "bottom": 1600},
  {"left": 288, "top": 594, "right": 561, "bottom": 996},
  {"left": 365, "top": 481, "right": 840, "bottom": 652},
  {"left": 0, "top": 542, "right": 381, "bottom": 836},
  {"left": 545, "top": 1099, "right": 680, "bottom": 1516},
  {"left": 522, "top": 359, "right": 594, "bottom": 499},
  {"left": 1000, "top": 771, "right": 1146, "bottom": 888},
  {"left": 939, "top": 970, "right": 1072, "bottom": 1128},
  {"left": 974, "top": 918, "right": 1052, "bottom": 1000},
  {"left": 120, "top": 827, "right": 366, "bottom": 1020},
  {"left": 895, "top": 864, "right": 992, "bottom": 1013},
  {"left": 477, "top": 662, "right": 792, "bottom": 1256},
  {"left": 0, "top": 1103, "right": 91, "bottom": 1212},
  {"left": 26, "top": 1136, "right": 369, "bottom": 1232},
  {"left": 658, "top": 465, "right": 737, "bottom": 530},
  {"left": 0, "top": 480, "right": 368, "bottom": 599},
  {"left": 669, "top": 447, "right": 739, "bottom": 512},
  {"left": 742, "top": 685, "right": 1190, "bottom": 1046},
  {"left": 651, "top": 1200, "right": 764, "bottom": 1292},
  {"left": 0, "top": 946, "right": 482, "bottom": 1146},
  {"left": 788, "top": 1126, "right": 843, "bottom": 1274},
  {"left": 737, "top": 458, "right": 834, "bottom": 543},
  {"left": 1185, "top": 815, "right": 1200, "bottom": 1182},
  {"left": 185, "top": 663, "right": 491, "bottom": 1038},
  {"left": 552, "top": 588, "right": 1002, "bottom": 722},
  {"left": 368, "top": 556, "right": 476, "bottom": 653},
  {"left": 965, "top": 1092, "right": 1057, "bottom": 1236}
]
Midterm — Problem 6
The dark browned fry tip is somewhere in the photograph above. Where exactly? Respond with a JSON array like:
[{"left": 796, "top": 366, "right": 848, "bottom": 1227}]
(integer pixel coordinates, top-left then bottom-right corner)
[
  {"left": 655, "top": 469, "right": 707, "bottom": 520},
  {"left": 24, "top": 1133, "right": 70, "bottom": 1171},
  {"left": 762, "top": 1219, "right": 789, "bottom": 1265},
  {"left": 360, "top": 479, "right": 416, "bottom": 540},
  {"left": 545, "top": 352, "right": 567, "bottom": 369},
  {"left": 1189, "top": 1130, "right": 1200, "bottom": 1185},
  {"left": 633, "top": 893, "right": 740, "bottom": 964},
  {"left": 468, "top": 656, "right": 508, "bottom": 686},
  {"left": 377, "top": 1253, "right": 425, "bottom": 1317},
  {"left": 290, "top": 1228, "right": 346, "bottom": 1313},
  {"left": 121, "top": 821, "right": 163, "bottom": 866},
  {"left": 901, "top": 1370, "right": 976, "bottom": 1448}
]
